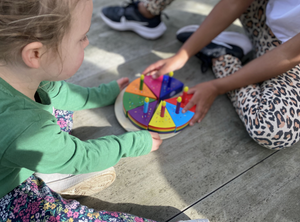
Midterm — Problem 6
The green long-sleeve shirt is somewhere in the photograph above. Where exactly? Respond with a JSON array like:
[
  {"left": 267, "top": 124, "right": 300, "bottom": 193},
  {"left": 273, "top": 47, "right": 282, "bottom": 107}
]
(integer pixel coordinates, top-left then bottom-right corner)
[{"left": 0, "top": 78, "right": 152, "bottom": 198}]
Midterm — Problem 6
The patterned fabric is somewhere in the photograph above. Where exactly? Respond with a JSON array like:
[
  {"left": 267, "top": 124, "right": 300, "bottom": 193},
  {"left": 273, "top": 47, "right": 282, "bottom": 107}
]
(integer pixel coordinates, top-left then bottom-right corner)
[
  {"left": 212, "top": 0, "right": 300, "bottom": 149},
  {"left": 141, "top": 0, "right": 174, "bottom": 15},
  {"left": 0, "top": 175, "right": 156, "bottom": 222},
  {"left": 54, "top": 109, "right": 74, "bottom": 133},
  {"left": 0, "top": 94, "right": 154, "bottom": 222}
]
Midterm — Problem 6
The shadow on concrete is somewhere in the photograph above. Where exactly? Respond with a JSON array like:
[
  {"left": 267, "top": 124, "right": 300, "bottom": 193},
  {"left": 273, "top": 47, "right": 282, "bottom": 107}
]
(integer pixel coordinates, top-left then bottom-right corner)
[
  {"left": 68, "top": 195, "right": 191, "bottom": 222},
  {"left": 71, "top": 126, "right": 113, "bottom": 141}
]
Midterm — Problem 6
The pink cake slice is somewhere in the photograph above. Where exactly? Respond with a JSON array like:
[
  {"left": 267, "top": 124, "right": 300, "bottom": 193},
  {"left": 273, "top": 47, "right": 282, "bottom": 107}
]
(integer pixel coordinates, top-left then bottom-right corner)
[{"left": 144, "top": 75, "right": 164, "bottom": 99}]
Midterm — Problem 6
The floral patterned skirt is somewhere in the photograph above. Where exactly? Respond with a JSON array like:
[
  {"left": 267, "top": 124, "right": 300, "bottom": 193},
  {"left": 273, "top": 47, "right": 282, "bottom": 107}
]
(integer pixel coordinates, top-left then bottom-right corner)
[
  {"left": 54, "top": 109, "right": 74, "bottom": 134},
  {"left": 0, "top": 175, "right": 156, "bottom": 222}
]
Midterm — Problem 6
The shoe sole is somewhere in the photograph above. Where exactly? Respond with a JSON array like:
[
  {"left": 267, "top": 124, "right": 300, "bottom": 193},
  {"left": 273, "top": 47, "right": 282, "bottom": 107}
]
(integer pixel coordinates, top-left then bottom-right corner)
[
  {"left": 100, "top": 12, "right": 167, "bottom": 39},
  {"left": 42, "top": 167, "right": 116, "bottom": 196},
  {"left": 176, "top": 25, "right": 199, "bottom": 35},
  {"left": 177, "top": 25, "right": 253, "bottom": 55}
]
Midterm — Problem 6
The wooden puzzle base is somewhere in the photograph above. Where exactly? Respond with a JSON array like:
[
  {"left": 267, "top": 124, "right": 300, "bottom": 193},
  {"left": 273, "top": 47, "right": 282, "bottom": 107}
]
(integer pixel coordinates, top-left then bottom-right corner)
[{"left": 114, "top": 88, "right": 180, "bottom": 140}]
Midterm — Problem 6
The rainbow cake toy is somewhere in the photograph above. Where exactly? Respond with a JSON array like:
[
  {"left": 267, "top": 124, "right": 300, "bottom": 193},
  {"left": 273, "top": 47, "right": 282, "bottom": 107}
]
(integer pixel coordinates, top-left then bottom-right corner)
[{"left": 122, "top": 73, "right": 196, "bottom": 134}]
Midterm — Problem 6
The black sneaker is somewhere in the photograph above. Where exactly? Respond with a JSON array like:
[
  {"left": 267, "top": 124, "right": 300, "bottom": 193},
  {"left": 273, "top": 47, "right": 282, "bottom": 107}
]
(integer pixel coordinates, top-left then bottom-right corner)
[
  {"left": 176, "top": 25, "right": 253, "bottom": 73},
  {"left": 100, "top": 0, "right": 167, "bottom": 39}
]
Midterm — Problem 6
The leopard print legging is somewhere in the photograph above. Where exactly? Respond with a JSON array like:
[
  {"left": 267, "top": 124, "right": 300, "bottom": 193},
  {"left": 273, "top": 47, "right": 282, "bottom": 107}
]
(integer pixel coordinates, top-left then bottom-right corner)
[
  {"left": 141, "top": 0, "right": 174, "bottom": 15},
  {"left": 212, "top": 0, "right": 300, "bottom": 150}
]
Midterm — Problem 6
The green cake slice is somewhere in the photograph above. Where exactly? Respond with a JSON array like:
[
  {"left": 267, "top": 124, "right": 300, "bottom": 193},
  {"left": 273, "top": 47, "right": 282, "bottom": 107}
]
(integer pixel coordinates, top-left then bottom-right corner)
[{"left": 123, "top": 92, "right": 156, "bottom": 116}]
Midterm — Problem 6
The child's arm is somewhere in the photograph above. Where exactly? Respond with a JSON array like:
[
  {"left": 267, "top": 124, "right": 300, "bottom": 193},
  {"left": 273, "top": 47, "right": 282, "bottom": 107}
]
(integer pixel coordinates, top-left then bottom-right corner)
[
  {"left": 184, "top": 32, "right": 300, "bottom": 125},
  {"left": 41, "top": 78, "right": 127, "bottom": 111},
  {"left": 142, "top": 0, "right": 254, "bottom": 77},
  {"left": 2, "top": 115, "right": 161, "bottom": 175}
]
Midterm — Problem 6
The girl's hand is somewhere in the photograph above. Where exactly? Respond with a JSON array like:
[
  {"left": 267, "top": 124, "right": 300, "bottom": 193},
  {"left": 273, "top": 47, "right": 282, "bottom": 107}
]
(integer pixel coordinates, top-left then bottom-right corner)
[
  {"left": 117, "top": 77, "right": 129, "bottom": 91},
  {"left": 142, "top": 54, "right": 187, "bottom": 79},
  {"left": 182, "top": 80, "right": 219, "bottom": 125},
  {"left": 149, "top": 132, "right": 162, "bottom": 152}
]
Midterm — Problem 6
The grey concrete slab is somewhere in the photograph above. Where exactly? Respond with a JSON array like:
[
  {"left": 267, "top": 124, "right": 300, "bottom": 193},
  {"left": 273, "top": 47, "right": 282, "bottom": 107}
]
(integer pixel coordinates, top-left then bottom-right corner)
[
  {"left": 71, "top": 47, "right": 275, "bottom": 222},
  {"left": 66, "top": 1, "right": 300, "bottom": 222},
  {"left": 169, "top": 146, "right": 300, "bottom": 222}
]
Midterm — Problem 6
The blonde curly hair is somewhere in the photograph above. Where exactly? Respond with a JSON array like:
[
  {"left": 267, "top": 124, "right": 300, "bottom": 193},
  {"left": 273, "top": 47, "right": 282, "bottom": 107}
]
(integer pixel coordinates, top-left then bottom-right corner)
[{"left": 0, "top": 0, "right": 81, "bottom": 64}]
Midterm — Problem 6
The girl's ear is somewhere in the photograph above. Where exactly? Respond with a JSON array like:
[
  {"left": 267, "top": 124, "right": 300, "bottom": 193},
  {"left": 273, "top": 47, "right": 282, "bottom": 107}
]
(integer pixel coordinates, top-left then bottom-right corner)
[{"left": 21, "top": 42, "right": 44, "bottom": 68}]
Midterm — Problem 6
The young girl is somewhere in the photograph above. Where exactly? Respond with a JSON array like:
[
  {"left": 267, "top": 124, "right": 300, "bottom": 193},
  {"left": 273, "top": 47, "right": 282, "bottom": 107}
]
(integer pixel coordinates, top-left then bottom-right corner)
[
  {"left": 0, "top": 0, "right": 163, "bottom": 221},
  {"left": 143, "top": 0, "right": 300, "bottom": 150}
]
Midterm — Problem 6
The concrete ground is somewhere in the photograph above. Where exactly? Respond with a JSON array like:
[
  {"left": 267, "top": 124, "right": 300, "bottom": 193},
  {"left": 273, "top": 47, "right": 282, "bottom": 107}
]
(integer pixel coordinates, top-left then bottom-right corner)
[{"left": 68, "top": 1, "right": 300, "bottom": 221}]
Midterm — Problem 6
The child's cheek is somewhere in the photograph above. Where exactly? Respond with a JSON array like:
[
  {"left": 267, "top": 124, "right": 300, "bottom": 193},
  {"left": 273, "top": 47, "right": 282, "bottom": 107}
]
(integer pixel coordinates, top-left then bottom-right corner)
[
  {"left": 64, "top": 51, "right": 84, "bottom": 79},
  {"left": 74, "top": 51, "right": 85, "bottom": 73}
]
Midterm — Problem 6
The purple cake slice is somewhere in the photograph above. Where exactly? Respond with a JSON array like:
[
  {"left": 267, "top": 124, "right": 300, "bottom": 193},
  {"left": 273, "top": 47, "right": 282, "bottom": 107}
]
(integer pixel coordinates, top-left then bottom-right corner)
[{"left": 128, "top": 101, "right": 158, "bottom": 130}]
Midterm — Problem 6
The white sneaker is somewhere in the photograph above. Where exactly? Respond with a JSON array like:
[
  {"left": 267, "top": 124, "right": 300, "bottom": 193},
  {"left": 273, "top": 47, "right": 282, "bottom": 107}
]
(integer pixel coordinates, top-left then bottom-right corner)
[{"left": 35, "top": 167, "right": 116, "bottom": 196}]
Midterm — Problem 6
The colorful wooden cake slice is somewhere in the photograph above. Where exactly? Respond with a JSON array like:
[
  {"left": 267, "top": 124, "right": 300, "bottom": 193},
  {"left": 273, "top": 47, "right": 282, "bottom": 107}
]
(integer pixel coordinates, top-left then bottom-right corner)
[
  {"left": 123, "top": 92, "right": 156, "bottom": 116},
  {"left": 148, "top": 101, "right": 176, "bottom": 133},
  {"left": 125, "top": 78, "right": 157, "bottom": 99},
  {"left": 128, "top": 101, "right": 158, "bottom": 130},
  {"left": 144, "top": 75, "right": 164, "bottom": 99},
  {"left": 160, "top": 75, "right": 184, "bottom": 100},
  {"left": 165, "top": 94, "right": 196, "bottom": 112},
  {"left": 182, "top": 92, "right": 194, "bottom": 105},
  {"left": 165, "top": 102, "right": 194, "bottom": 132}
]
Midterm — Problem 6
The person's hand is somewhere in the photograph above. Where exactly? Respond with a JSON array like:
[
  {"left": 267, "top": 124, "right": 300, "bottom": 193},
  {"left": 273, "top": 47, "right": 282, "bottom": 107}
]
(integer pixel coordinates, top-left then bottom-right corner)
[
  {"left": 142, "top": 53, "right": 187, "bottom": 79},
  {"left": 182, "top": 80, "right": 219, "bottom": 125},
  {"left": 117, "top": 77, "right": 129, "bottom": 91},
  {"left": 149, "top": 132, "right": 162, "bottom": 152}
]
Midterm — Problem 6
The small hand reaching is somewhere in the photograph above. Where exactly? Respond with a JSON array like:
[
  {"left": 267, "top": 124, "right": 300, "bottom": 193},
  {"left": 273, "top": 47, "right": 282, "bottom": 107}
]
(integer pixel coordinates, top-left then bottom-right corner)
[
  {"left": 117, "top": 77, "right": 130, "bottom": 91},
  {"left": 182, "top": 80, "right": 219, "bottom": 125},
  {"left": 149, "top": 132, "right": 162, "bottom": 152}
]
